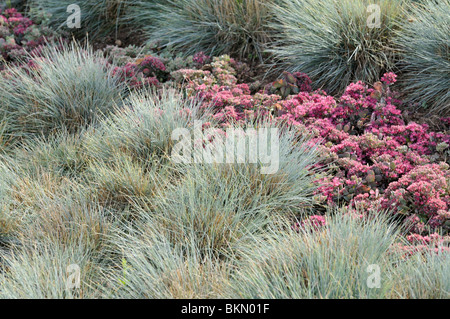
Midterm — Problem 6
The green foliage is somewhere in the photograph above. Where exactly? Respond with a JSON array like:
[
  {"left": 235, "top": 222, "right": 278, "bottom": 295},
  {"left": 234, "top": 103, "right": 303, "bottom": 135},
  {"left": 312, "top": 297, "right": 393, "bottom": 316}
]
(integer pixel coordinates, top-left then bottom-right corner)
[
  {"left": 0, "top": 170, "right": 112, "bottom": 298},
  {"left": 0, "top": 163, "right": 19, "bottom": 246},
  {"left": 1, "top": 0, "right": 29, "bottom": 11}
]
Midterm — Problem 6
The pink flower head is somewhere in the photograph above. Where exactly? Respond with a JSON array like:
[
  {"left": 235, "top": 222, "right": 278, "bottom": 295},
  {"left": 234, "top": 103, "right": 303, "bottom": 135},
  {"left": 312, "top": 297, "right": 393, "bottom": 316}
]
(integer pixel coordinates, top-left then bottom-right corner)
[{"left": 381, "top": 72, "right": 397, "bottom": 85}]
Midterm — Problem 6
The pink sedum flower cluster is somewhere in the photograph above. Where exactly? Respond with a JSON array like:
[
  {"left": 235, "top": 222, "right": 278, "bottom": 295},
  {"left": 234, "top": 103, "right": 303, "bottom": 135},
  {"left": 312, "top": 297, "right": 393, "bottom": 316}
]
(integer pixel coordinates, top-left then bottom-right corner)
[
  {"left": 193, "top": 51, "right": 211, "bottom": 67},
  {"left": 170, "top": 57, "right": 450, "bottom": 240},
  {"left": 138, "top": 55, "right": 168, "bottom": 81},
  {"left": 0, "top": 8, "right": 59, "bottom": 69},
  {"left": 111, "top": 58, "right": 163, "bottom": 89},
  {"left": 381, "top": 72, "right": 397, "bottom": 85}
]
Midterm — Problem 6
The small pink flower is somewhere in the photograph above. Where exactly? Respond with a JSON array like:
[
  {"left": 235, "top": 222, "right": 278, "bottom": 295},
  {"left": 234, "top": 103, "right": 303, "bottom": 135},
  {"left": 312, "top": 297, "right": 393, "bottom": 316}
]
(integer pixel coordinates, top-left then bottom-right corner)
[{"left": 381, "top": 72, "right": 397, "bottom": 85}]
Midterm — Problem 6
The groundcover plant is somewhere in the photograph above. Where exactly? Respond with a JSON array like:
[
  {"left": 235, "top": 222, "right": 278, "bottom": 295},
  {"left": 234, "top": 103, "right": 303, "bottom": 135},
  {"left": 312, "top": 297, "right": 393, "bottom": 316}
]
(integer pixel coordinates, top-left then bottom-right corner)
[{"left": 0, "top": 1, "right": 448, "bottom": 300}]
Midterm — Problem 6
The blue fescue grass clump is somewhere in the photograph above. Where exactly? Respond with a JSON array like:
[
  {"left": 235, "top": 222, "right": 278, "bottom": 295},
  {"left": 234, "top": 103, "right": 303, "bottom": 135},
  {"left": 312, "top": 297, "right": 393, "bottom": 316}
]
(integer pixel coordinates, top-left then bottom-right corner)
[
  {"left": 28, "top": 0, "right": 162, "bottom": 41},
  {"left": 396, "top": 250, "right": 450, "bottom": 298},
  {"left": 268, "top": 0, "right": 406, "bottom": 94},
  {"left": 394, "top": 0, "right": 450, "bottom": 114},
  {"left": 103, "top": 222, "right": 230, "bottom": 298},
  {"left": 144, "top": 0, "right": 274, "bottom": 61},
  {"left": 28, "top": 0, "right": 130, "bottom": 39},
  {"left": 0, "top": 42, "right": 126, "bottom": 141},
  {"left": 83, "top": 86, "right": 208, "bottom": 165},
  {"left": 225, "top": 209, "right": 403, "bottom": 298}
]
